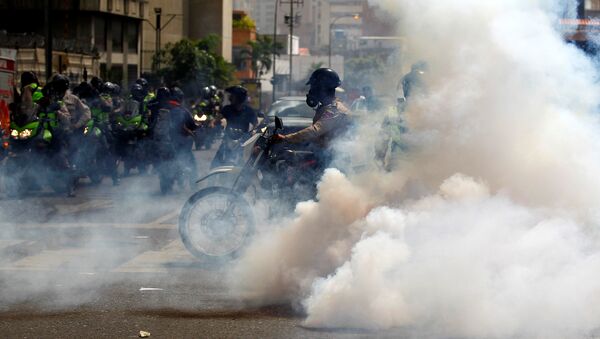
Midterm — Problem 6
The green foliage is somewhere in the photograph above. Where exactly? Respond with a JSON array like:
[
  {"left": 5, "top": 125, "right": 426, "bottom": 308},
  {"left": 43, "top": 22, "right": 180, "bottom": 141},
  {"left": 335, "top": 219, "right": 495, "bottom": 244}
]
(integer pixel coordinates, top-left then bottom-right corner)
[
  {"left": 197, "top": 34, "right": 221, "bottom": 54},
  {"left": 344, "top": 56, "right": 386, "bottom": 88},
  {"left": 233, "top": 16, "right": 256, "bottom": 30},
  {"left": 154, "top": 38, "right": 235, "bottom": 96},
  {"left": 239, "top": 35, "right": 283, "bottom": 80}
]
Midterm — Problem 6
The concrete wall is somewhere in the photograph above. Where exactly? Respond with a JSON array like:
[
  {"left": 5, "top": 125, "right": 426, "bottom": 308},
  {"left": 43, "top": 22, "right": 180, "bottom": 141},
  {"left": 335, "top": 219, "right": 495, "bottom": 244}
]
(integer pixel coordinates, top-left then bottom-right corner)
[
  {"left": 141, "top": 0, "right": 187, "bottom": 73},
  {"left": 188, "top": 0, "right": 233, "bottom": 62}
]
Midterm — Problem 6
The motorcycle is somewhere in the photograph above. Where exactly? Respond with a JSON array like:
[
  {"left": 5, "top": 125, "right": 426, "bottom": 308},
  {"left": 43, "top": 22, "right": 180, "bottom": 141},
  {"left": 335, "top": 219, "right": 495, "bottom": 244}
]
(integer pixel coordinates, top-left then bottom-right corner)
[
  {"left": 179, "top": 117, "right": 320, "bottom": 263},
  {"left": 113, "top": 100, "right": 149, "bottom": 176},
  {"left": 2, "top": 117, "right": 73, "bottom": 196},
  {"left": 71, "top": 121, "right": 103, "bottom": 185},
  {"left": 193, "top": 111, "right": 220, "bottom": 150},
  {"left": 210, "top": 127, "right": 247, "bottom": 169}
]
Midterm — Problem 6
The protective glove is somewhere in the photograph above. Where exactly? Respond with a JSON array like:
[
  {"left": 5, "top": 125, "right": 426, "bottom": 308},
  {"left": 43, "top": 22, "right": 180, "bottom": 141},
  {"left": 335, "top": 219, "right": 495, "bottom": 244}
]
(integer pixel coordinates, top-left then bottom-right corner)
[{"left": 271, "top": 133, "right": 286, "bottom": 144}]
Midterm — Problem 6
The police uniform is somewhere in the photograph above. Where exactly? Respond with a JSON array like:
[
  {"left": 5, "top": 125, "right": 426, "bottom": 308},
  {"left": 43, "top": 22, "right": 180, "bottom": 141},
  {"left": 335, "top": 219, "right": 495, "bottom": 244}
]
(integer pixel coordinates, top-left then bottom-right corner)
[
  {"left": 63, "top": 92, "right": 91, "bottom": 130},
  {"left": 285, "top": 100, "right": 350, "bottom": 148}
]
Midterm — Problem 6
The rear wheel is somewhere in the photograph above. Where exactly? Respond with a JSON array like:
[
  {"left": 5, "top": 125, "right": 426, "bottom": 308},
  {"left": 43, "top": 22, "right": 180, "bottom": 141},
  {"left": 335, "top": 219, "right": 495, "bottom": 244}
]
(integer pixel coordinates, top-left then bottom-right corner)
[{"left": 179, "top": 186, "right": 255, "bottom": 264}]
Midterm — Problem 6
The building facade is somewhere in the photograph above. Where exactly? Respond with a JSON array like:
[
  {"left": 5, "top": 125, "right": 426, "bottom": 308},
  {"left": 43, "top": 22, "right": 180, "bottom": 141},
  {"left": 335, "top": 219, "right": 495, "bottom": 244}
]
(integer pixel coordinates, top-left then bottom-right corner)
[
  {"left": 141, "top": 0, "right": 233, "bottom": 74},
  {"left": 0, "top": 0, "right": 144, "bottom": 86}
]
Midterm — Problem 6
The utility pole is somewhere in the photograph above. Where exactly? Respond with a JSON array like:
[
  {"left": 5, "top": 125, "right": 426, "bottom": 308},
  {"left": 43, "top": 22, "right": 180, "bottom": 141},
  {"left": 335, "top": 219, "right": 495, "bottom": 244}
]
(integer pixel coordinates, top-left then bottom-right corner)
[
  {"left": 154, "top": 8, "right": 162, "bottom": 71},
  {"left": 44, "top": 0, "right": 53, "bottom": 81},
  {"left": 145, "top": 9, "right": 178, "bottom": 73},
  {"left": 281, "top": 0, "right": 303, "bottom": 96},
  {"left": 272, "top": 0, "right": 279, "bottom": 103}
]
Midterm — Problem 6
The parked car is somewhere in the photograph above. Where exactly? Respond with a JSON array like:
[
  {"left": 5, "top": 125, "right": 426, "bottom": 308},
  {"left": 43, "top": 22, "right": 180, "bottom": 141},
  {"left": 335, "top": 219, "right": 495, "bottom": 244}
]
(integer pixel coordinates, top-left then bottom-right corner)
[{"left": 266, "top": 97, "right": 313, "bottom": 134}]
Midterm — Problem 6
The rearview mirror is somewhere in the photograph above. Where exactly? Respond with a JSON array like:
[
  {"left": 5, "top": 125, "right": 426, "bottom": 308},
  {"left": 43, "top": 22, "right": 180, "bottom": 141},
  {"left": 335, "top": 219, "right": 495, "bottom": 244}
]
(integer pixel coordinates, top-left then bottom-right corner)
[{"left": 275, "top": 116, "right": 283, "bottom": 130}]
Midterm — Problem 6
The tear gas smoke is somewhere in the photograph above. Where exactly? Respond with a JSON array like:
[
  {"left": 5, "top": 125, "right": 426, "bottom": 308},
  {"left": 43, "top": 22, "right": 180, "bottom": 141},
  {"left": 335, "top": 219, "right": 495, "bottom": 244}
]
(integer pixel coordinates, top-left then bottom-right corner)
[{"left": 229, "top": 0, "right": 600, "bottom": 337}]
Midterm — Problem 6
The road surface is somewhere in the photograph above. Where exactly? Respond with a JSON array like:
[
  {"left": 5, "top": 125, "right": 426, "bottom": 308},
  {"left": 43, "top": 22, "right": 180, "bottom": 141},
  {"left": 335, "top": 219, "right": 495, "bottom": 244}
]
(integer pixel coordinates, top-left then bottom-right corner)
[{"left": 0, "top": 148, "right": 404, "bottom": 338}]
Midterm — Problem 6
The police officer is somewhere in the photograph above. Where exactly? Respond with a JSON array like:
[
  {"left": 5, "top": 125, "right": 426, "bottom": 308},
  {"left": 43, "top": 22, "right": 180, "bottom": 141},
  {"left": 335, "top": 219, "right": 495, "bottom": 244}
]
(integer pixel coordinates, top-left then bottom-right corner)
[
  {"left": 90, "top": 76, "right": 104, "bottom": 97},
  {"left": 14, "top": 72, "right": 44, "bottom": 127},
  {"left": 272, "top": 68, "right": 350, "bottom": 167},
  {"left": 401, "top": 61, "right": 427, "bottom": 102},
  {"left": 41, "top": 74, "right": 77, "bottom": 196},
  {"left": 62, "top": 80, "right": 92, "bottom": 133},
  {"left": 20, "top": 71, "right": 44, "bottom": 104},
  {"left": 219, "top": 86, "right": 257, "bottom": 133},
  {"left": 169, "top": 87, "right": 198, "bottom": 187},
  {"left": 210, "top": 85, "right": 257, "bottom": 168},
  {"left": 193, "top": 86, "right": 222, "bottom": 150}
]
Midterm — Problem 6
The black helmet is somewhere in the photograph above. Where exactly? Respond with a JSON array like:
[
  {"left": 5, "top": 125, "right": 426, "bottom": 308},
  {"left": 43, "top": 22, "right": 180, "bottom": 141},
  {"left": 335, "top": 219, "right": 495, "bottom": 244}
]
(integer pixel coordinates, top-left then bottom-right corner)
[
  {"left": 136, "top": 78, "right": 149, "bottom": 91},
  {"left": 171, "top": 86, "right": 184, "bottom": 103},
  {"left": 112, "top": 84, "right": 122, "bottom": 96},
  {"left": 201, "top": 86, "right": 212, "bottom": 100},
  {"left": 90, "top": 76, "right": 103, "bottom": 90},
  {"left": 225, "top": 85, "right": 248, "bottom": 102},
  {"left": 156, "top": 87, "right": 171, "bottom": 102},
  {"left": 306, "top": 68, "right": 341, "bottom": 89},
  {"left": 102, "top": 82, "right": 119, "bottom": 95},
  {"left": 130, "top": 83, "right": 145, "bottom": 100},
  {"left": 20, "top": 71, "right": 39, "bottom": 88},
  {"left": 50, "top": 74, "right": 70, "bottom": 94},
  {"left": 74, "top": 81, "right": 94, "bottom": 99}
]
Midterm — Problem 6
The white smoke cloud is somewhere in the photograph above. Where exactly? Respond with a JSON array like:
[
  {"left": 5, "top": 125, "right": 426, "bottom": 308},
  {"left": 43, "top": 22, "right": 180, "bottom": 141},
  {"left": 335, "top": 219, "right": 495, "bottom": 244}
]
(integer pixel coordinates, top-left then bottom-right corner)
[{"left": 230, "top": 0, "right": 600, "bottom": 337}]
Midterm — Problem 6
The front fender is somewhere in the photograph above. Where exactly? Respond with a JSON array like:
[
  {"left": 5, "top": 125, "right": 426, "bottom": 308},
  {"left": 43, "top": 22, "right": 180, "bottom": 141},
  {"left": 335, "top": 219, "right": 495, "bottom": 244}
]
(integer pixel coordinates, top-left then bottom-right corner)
[{"left": 196, "top": 166, "right": 242, "bottom": 184}]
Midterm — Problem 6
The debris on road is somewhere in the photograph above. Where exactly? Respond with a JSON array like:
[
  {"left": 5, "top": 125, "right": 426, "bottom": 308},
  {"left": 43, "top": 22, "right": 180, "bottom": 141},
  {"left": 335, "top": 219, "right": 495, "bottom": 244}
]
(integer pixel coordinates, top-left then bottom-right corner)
[{"left": 139, "top": 330, "right": 151, "bottom": 337}]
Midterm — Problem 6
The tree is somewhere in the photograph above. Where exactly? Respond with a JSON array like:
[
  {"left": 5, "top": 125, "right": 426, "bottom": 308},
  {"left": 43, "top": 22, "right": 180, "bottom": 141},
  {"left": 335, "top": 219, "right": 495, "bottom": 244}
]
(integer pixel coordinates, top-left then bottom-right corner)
[
  {"left": 240, "top": 35, "right": 283, "bottom": 80},
  {"left": 154, "top": 38, "right": 235, "bottom": 96}
]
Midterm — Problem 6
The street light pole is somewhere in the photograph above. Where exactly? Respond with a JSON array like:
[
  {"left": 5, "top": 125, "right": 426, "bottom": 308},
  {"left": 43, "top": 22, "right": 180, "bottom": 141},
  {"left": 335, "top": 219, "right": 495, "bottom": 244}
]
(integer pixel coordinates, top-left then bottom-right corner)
[
  {"left": 288, "top": 1, "right": 294, "bottom": 96},
  {"left": 44, "top": 0, "right": 53, "bottom": 81},
  {"left": 154, "top": 8, "right": 162, "bottom": 71},
  {"left": 272, "top": 0, "right": 279, "bottom": 103},
  {"left": 281, "top": 0, "right": 303, "bottom": 96},
  {"left": 328, "top": 14, "right": 360, "bottom": 68}
]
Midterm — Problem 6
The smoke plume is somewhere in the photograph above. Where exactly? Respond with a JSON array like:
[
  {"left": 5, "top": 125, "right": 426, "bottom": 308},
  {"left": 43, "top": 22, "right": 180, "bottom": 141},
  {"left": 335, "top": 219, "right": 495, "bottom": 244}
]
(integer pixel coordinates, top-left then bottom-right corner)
[{"left": 230, "top": 0, "right": 600, "bottom": 337}]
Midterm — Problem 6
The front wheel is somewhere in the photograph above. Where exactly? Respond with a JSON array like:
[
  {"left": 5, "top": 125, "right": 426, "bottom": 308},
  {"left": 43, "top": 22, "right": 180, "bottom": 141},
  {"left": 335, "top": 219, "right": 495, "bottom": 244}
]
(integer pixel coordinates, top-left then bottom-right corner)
[{"left": 179, "top": 186, "right": 255, "bottom": 264}]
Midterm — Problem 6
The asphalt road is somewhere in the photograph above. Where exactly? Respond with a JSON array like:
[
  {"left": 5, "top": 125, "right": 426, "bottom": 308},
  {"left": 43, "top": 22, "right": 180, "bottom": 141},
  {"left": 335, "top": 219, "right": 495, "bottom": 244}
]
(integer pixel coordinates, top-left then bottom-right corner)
[{"left": 0, "top": 147, "right": 403, "bottom": 339}]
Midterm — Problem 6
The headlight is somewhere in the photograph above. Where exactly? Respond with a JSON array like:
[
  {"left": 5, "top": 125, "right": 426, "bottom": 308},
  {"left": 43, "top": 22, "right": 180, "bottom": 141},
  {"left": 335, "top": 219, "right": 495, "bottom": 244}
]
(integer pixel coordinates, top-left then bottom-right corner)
[
  {"left": 194, "top": 114, "right": 208, "bottom": 122},
  {"left": 11, "top": 129, "right": 33, "bottom": 140},
  {"left": 20, "top": 129, "right": 32, "bottom": 139}
]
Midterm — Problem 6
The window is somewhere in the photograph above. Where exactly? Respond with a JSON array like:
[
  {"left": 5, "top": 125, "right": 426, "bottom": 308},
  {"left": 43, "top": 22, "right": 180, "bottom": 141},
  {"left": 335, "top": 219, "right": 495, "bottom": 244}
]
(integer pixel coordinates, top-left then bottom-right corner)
[
  {"left": 587, "top": 0, "right": 600, "bottom": 10},
  {"left": 126, "top": 22, "right": 138, "bottom": 53},
  {"left": 94, "top": 17, "right": 106, "bottom": 52},
  {"left": 127, "top": 64, "right": 138, "bottom": 87},
  {"left": 112, "top": 19, "right": 123, "bottom": 53},
  {"left": 109, "top": 65, "right": 123, "bottom": 86}
]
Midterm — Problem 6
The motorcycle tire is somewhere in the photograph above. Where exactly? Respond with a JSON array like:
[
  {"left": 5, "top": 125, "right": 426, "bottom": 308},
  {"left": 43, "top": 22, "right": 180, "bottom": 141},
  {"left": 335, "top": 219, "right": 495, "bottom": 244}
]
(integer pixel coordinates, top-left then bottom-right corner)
[{"left": 179, "top": 186, "right": 255, "bottom": 264}]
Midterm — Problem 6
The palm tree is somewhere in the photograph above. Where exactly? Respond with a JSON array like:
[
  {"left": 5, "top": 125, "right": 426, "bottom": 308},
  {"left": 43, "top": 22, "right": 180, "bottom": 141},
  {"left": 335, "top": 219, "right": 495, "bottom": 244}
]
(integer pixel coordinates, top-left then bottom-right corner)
[{"left": 240, "top": 35, "right": 283, "bottom": 80}]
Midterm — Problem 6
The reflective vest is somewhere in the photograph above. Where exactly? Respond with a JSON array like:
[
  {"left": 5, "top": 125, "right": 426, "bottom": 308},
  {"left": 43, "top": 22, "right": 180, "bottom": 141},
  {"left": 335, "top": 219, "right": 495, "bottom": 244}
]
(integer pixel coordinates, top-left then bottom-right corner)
[
  {"left": 115, "top": 114, "right": 148, "bottom": 131},
  {"left": 26, "top": 83, "right": 44, "bottom": 103},
  {"left": 38, "top": 101, "right": 63, "bottom": 130}
]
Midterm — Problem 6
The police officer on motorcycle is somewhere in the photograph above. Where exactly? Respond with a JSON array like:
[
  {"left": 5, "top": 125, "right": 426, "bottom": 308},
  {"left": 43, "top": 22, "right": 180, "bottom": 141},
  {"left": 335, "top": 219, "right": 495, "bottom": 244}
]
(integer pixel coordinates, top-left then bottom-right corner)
[
  {"left": 62, "top": 78, "right": 92, "bottom": 133},
  {"left": 272, "top": 68, "right": 350, "bottom": 168},
  {"left": 41, "top": 74, "right": 77, "bottom": 196},
  {"left": 193, "top": 86, "right": 222, "bottom": 150},
  {"left": 211, "top": 85, "right": 258, "bottom": 168}
]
